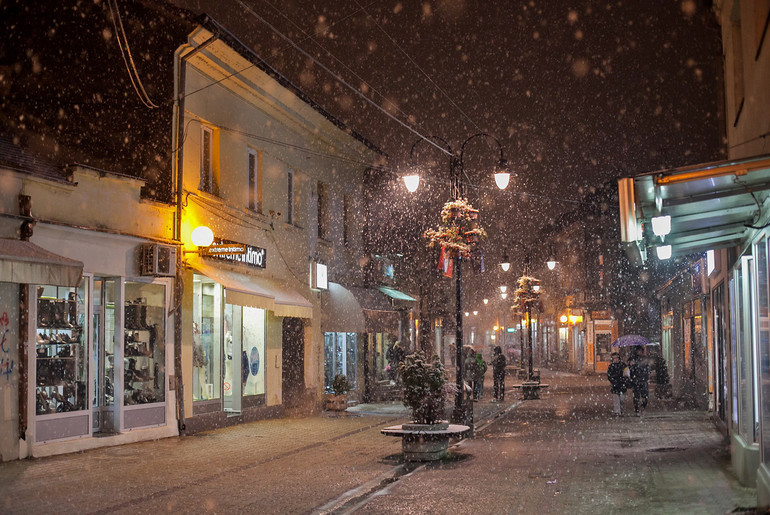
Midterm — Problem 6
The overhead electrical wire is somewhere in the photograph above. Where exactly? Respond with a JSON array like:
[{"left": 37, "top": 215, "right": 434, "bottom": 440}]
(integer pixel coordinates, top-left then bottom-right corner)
[
  {"left": 107, "top": 0, "right": 159, "bottom": 108},
  {"left": 175, "top": 3, "right": 583, "bottom": 207},
  {"left": 352, "top": 0, "right": 483, "bottom": 136},
  {"left": 221, "top": 0, "right": 452, "bottom": 158},
  {"left": 258, "top": 0, "right": 461, "bottom": 151}
]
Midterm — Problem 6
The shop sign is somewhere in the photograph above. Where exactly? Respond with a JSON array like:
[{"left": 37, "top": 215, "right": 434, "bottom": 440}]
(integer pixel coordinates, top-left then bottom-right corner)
[{"left": 206, "top": 239, "right": 266, "bottom": 268}]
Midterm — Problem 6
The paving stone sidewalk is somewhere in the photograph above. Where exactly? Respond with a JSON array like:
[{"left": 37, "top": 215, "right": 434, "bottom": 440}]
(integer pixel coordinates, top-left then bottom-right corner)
[
  {"left": 0, "top": 370, "right": 757, "bottom": 514},
  {"left": 356, "top": 370, "right": 759, "bottom": 515}
]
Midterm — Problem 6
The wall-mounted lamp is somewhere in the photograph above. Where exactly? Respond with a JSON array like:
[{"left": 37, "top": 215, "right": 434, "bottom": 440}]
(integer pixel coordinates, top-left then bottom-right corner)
[
  {"left": 651, "top": 215, "right": 671, "bottom": 239},
  {"left": 483, "top": 298, "right": 489, "bottom": 305},
  {"left": 465, "top": 311, "right": 470, "bottom": 317},
  {"left": 546, "top": 257, "right": 557, "bottom": 270},
  {"left": 656, "top": 245, "right": 672, "bottom": 260},
  {"left": 533, "top": 284, "right": 541, "bottom": 293},
  {"left": 186, "top": 225, "right": 214, "bottom": 254},
  {"left": 500, "top": 292, "right": 508, "bottom": 300},
  {"left": 472, "top": 310, "right": 478, "bottom": 316},
  {"left": 499, "top": 285, "right": 507, "bottom": 293}
]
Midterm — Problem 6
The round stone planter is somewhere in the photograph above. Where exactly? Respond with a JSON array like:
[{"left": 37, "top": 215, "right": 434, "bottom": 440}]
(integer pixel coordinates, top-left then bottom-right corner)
[{"left": 381, "top": 422, "right": 470, "bottom": 462}]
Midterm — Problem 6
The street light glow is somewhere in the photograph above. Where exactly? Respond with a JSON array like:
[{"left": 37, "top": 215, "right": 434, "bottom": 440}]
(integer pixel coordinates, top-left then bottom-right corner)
[
  {"left": 656, "top": 245, "right": 672, "bottom": 260},
  {"left": 651, "top": 215, "right": 671, "bottom": 237},
  {"left": 494, "top": 171, "right": 510, "bottom": 190},
  {"left": 500, "top": 251, "right": 510, "bottom": 271},
  {"left": 403, "top": 174, "right": 420, "bottom": 193},
  {"left": 191, "top": 225, "right": 214, "bottom": 247}
]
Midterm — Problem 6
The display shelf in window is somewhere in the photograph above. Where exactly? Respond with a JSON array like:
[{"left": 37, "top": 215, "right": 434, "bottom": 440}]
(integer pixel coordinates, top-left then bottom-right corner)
[
  {"left": 123, "top": 299, "right": 164, "bottom": 405},
  {"left": 35, "top": 287, "right": 87, "bottom": 416}
]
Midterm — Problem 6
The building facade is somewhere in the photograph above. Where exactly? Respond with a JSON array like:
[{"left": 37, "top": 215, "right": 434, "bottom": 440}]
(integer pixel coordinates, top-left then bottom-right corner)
[
  {"left": 172, "top": 19, "right": 386, "bottom": 431},
  {"left": 0, "top": 151, "right": 179, "bottom": 459},
  {"left": 619, "top": 0, "right": 770, "bottom": 505}
]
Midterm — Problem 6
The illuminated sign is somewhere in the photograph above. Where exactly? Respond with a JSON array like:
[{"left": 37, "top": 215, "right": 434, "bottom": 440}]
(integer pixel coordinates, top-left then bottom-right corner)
[
  {"left": 311, "top": 262, "right": 328, "bottom": 290},
  {"left": 206, "top": 239, "right": 266, "bottom": 268}
]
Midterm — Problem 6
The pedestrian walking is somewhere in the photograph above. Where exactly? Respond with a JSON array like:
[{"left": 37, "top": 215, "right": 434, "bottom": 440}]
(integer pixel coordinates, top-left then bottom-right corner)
[
  {"left": 473, "top": 352, "right": 487, "bottom": 401},
  {"left": 628, "top": 355, "right": 650, "bottom": 416},
  {"left": 492, "top": 346, "right": 507, "bottom": 402},
  {"left": 606, "top": 352, "right": 627, "bottom": 414}
]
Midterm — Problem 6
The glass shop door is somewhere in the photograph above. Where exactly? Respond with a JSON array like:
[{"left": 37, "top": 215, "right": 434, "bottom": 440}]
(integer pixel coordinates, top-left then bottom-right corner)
[
  {"left": 92, "top": 278, "right": 120, "bottom": 434},
  {"left": 223, "top": 303, "right": 242, "bottom": 414}
]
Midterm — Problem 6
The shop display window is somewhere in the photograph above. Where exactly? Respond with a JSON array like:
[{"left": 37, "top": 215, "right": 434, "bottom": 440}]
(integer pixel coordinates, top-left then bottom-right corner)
[
  {"left": 595, "top": 332, "right": 612, "bottom": 364},
  {"left": 324, "top": 332, "right": 357, "bottom": 391},
  {"left": 35, "top": 283, "right": 88, "bottom": 415},
  {"left": 224, "top": 304, "right": 266, "bottom": 399},
  {"left": 123, "top": 282, "right": 166, "bottom": 405},
  {"left": 759, "top": 239, "right": 770, "bottom": 463},
  {"left": 193, "top": 274, "right": 222, "bottom": 401}
]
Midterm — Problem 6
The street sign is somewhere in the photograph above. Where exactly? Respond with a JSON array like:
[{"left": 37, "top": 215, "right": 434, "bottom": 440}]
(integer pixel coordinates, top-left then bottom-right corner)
[{"left": 506, "top": 327, "right": 516, "bottom": 333}]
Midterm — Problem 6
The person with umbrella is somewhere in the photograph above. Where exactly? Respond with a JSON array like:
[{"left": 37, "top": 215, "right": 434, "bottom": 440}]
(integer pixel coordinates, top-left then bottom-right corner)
[{"left": 607, "top": 352, "right": 627, "bottom": 415}]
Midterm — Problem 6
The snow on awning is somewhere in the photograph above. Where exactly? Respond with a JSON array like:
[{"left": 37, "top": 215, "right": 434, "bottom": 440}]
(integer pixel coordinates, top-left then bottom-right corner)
[
  {"left": 0, "top": 239, "right": 83, "bottom": 286},
  {"left": 321, "top": 283, "right": 365, "bottom": 333},
  {"left": 190, "top": 262, "right": 313, "bottom": 319}
]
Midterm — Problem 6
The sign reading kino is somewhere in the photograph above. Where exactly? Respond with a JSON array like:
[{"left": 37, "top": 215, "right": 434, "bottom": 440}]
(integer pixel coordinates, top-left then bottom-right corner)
[{"left": 204, "top": 239, "right": 266, "bottom": 269}]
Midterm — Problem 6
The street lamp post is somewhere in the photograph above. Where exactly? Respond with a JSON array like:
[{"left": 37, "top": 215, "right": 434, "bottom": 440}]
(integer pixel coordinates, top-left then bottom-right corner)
[{"left": 404, "top": 133, "right": 513, "bottom": 428}]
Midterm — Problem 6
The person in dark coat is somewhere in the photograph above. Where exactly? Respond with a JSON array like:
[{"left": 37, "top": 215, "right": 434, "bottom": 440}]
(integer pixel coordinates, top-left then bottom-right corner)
[
  {"left": 492, "top": 346, "right": 507, "bottom": 402},
  {"left": 628, "top": 355, "right": 650, "bottom": 415},
  {"left": 473, "top": 353, "right": 487, "bottom": 401},
  {"left": 606, "top": 352, "right": 627, "bottom": 415}
]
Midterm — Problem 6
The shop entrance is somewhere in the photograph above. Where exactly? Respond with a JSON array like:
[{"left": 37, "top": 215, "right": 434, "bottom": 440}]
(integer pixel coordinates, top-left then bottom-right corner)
[
  {"left": 223, "top": 304, "right": 242, "bottom": 414},
  {"left": 282, "top": 318, "right": 304, "bottom": 408},
  {"left": 92, "top": 277, "right": 118, "bottom": 434}
]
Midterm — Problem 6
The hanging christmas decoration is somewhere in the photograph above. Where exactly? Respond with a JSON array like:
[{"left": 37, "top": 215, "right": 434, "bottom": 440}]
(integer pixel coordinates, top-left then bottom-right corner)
[{"left": 423, "top": 198, "right": 487, "bottom": 258}]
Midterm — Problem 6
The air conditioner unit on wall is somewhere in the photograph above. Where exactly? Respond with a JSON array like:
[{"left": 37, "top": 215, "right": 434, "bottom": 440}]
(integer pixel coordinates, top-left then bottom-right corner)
[{"left": 140, "top": 244, "right": 177, "bottom": 277}]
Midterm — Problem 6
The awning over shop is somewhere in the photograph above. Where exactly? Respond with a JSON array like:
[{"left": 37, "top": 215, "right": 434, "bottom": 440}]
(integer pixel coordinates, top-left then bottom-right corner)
[
  {"left": 378, "top": 286, "right": 416, "bottom": 302},
  {"left": 190, "top": 262, "right": 313, "bottom": 319},
  {"left": 321, "top": 282, "right": 365, "bottom": 333},
  {"left": 349, "top": 286, "right": 402, "bottom": 333},
  {"left": 0, "top": 239, "right": 83, "bottom": 286},
  {"left": 618, "top": 155, "right": 770, "bottom": 263}
]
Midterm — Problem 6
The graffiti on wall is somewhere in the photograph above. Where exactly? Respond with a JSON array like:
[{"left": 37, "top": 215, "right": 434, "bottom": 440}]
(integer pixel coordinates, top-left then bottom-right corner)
[{"left": 0, "top": 312, "right": 14, "bottom": 381}]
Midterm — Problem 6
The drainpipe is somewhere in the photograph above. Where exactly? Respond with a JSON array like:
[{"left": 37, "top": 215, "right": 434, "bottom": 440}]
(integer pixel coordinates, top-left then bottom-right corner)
[{"left": 172, "top": 28, "right": 219, "bottom": 434}]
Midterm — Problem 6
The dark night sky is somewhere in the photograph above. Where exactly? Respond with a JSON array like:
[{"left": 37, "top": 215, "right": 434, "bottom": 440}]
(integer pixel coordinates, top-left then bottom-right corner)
[
  {"left": 171, "top": 0, "right": 725, "bottom": 254},
  {"left": 174, "top": 0, "right": 724, "bottom": 187},
  {"left": 0, "top": 0, "right": 724, "bottom": 280}
]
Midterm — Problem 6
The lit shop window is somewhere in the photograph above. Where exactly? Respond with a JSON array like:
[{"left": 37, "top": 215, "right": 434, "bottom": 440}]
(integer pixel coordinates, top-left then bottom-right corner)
[
  {"left": 123, "top": 282, "right": 166, "bottom": 405},
  {"left": 192, "top": 274, "right": 222, "bottom": 401},
  {"left": 35, "top": 283, "right": 89, "bottom": 415}
]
